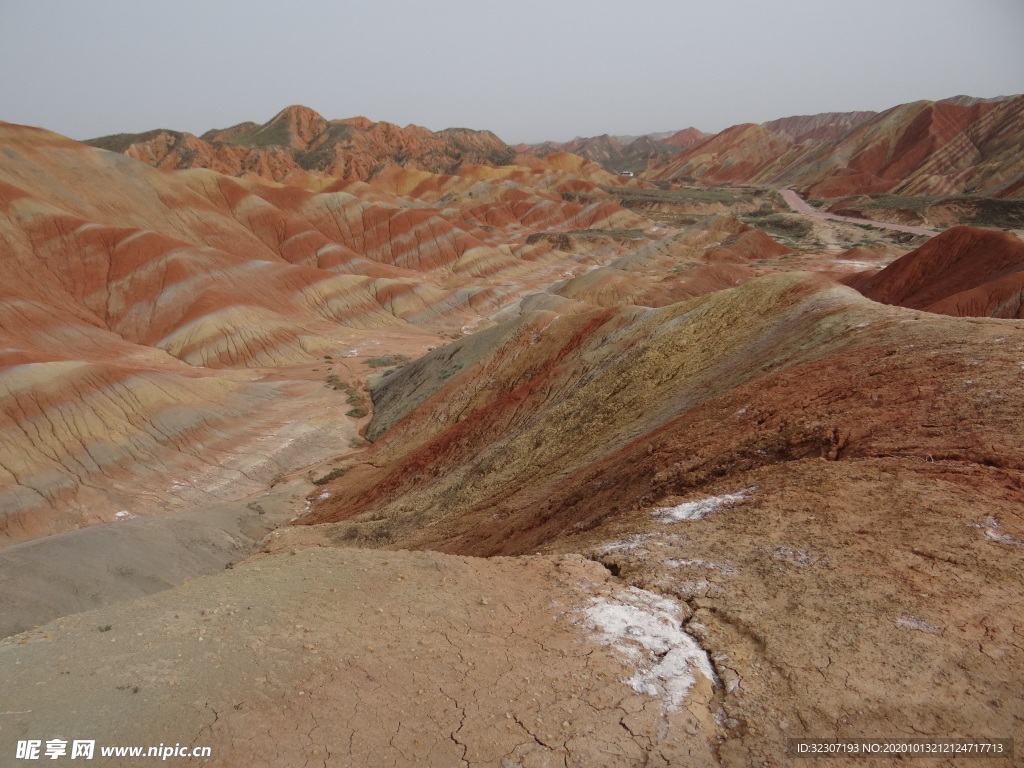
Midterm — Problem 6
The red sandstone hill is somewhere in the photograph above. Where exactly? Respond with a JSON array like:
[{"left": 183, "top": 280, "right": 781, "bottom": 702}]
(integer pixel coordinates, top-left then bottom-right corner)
[
  {"left": 519, "top": 134, "right": 626, "bottom": 164},
  {"left": 842, "top": 225, "right": 1024, "bottom": 318},
  {"left": 662, "top": 126, "right": 712, "bottom": 147},
  {"left": 85, "top": 105, "right": 517, "bottom": 183},
  {"left": 0, "top": 120, "right": 652, "bottom": 542},
  {"left": 762, "top": 110, "right": 878, "bottom": 144},
  {"left": 653, "top": 122, "right": 795, "bottom": 184},
  {"left": 651, "top": 95, "right": 1024, "bottom": 198}
]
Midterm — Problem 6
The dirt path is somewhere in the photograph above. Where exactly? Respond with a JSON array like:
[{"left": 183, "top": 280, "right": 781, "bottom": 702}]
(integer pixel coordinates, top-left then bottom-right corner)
[{"left": 780, "top": 188, "right": 938, "bottom": 237}]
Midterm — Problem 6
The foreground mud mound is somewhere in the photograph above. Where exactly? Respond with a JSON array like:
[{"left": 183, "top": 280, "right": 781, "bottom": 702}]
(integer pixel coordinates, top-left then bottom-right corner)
[
  {"left": 843, "top": 225, "right": 1024, "bottom": 318},
  {"left": 577, "top": 458, "right": 1023, "bottom": 767},
  {"left": 0, "top": 549, "right": 722, "bottom": 767}
]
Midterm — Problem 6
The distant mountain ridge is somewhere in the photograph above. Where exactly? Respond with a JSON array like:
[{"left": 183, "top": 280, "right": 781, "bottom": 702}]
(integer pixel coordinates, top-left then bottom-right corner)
[
  {"left": 649, "top": 94, "right": 1024, "bottom": 198},
  {"left": 85, "top": 105, "right": 516, "bottom": 182},
  {"left": 515, "top": 127, "right": 711, "bottom": 175},
  {"left": 87, "top": 95, "right": 1024, "bottom": 197}
]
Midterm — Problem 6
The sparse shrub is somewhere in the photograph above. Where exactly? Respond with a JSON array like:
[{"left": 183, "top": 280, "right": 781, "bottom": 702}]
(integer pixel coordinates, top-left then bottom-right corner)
[
  {"left": 439, "top": 363, "right": 463, "bottom": 380},
  {"left": 346, "top": 407, "right": 368, "bottom": 418},
  {"left": 328, "top": 519, "right": 397, "bottom": 546},
  {"left": 325, "top": 376, "right": 365, "bottom": 408},
  {"left": 312, "top": 467, "right": 348, "bottom": 485},
  {"left": 748, "top": 215, "right": 813, "bottom": 239},
  {"left": 745, "top": 202, "right": 775, "bottom": 217},
  {"left": 335, "top": 525, "right": 360, "bottom": 542},
  {"left": 365, "top": 354, "right": 411, "bottom": 368}
]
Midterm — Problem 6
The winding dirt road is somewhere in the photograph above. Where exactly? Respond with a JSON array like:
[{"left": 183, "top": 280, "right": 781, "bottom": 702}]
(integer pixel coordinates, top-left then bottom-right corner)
[{"left": 780, "top": 188, "right": 938, "bottom": 237}]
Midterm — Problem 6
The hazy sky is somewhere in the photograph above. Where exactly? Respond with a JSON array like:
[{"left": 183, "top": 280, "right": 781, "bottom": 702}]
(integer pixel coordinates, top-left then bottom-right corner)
[{"left": 2, "top": 0, "right": 1021, "bottom": 144}]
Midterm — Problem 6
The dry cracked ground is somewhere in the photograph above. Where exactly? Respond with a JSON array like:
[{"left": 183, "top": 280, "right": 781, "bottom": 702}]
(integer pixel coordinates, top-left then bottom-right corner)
[
  {"left": 1, "top": 549, "right": 723, "bottom": 767},
  {"left": 2, "top": 462, "right": 1021, "bottom": 768}
]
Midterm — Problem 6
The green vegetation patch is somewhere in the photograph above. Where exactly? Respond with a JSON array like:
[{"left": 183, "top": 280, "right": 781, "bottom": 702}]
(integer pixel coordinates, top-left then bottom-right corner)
[
  {"left": 325, "top": 375, "right": 367, "bottom": 411},
  {"left": 312, "top": 467, "right": 348, "bottom": 486},
  {"left": 813, "top": 194, "right": 1024, "bottom": 229},
  {"left": 439, "top": 362, "right": 464, "bottom": 380},
  {"left": 365, "top": 354, "right": 411, "bottom": 368},
  {"left": 329, "top": 519, "right": 398, "bottom": 546},
  {"left": 565, "top": 228, "right": 648, "bottom": 240},
  {"left": 601, "top": 185, "right": 755, "bottom": 207},
  {"left": 744, "top": 214, "right": 813, "bottom": 239}
]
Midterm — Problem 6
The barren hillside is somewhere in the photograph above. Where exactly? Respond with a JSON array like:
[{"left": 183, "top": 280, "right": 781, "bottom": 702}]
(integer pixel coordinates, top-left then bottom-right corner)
[
  {"left": 651, "top": 95, "right": 1024, "bottom": 198},
  {"left": 1, "top": 105, "right": 1021, "bottom": 768}
]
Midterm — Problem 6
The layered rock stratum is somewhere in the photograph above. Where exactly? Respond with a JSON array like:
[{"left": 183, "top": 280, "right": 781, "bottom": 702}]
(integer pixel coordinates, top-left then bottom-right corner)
[
  {"left": 0, "top": 120, "right": 650, "bottom": 543},
  {"left": 651, "top": 95, "right": 1024, "bottom": 198},
  {"left": 96, "top": 96, "right": 1024, "bottom": 201},
  {"left": 843, "top": 226, "right": 1024, "bottom": 318},
  {"left": 85, "top": 105, "right": 517, "bottom": 183},
  {"left": 516, "top": 131, "right": 706, "bottom": 175}
]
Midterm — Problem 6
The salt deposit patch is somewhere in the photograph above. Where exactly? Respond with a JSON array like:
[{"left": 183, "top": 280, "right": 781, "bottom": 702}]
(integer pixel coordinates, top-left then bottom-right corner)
[
  {"left": 653, "top": 489, "right": 754, "bottom": 522},
  {"left": 598, "top": 534, "right": 658, "bottom": 554},
  {"left": 833, "top": 260, "right": 879, "bottom": 269},
  {"left": 665, "top": 558, "right": 737, "bottom": 575},
  {"left": 896, "top": 616, "right": 943, "bottom": 635},
  {"left": 579, "top": 587, "right": 718, "bottom": 710},
  {"left": 976, "top": 516, "right": 1021, "bottom": 545},
  {"left": 769, "top": 546, "right": 812, "bottom": 566}
]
